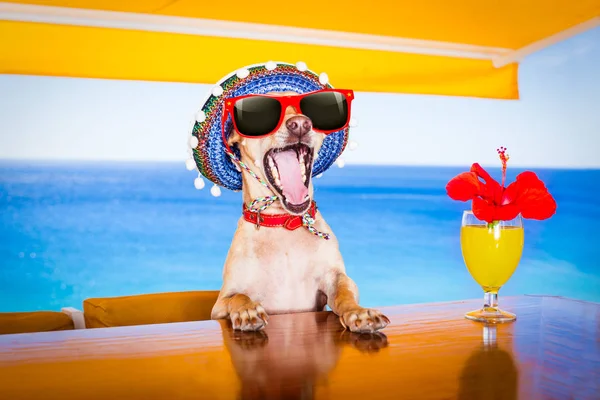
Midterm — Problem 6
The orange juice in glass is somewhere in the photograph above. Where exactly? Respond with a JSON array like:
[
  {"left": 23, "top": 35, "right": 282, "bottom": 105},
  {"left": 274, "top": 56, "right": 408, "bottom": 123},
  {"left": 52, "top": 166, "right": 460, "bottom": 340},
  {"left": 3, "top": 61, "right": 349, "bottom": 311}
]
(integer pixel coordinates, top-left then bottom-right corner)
[{"left": 461, "top": 211, "right": 524, "bottom": 323}]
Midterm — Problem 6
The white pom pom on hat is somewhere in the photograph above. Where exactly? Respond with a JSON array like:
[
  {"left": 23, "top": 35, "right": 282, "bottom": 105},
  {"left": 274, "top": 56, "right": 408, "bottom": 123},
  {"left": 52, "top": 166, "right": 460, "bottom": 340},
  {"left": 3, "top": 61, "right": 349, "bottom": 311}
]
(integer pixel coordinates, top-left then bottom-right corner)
[
  {"left": 194, "top": 176, "right": 205, "bottom": 190},
  {"left": 210, "top": 185, "right": 222, "bottom": 197},
  {"left": 212, "top": 85, "right": 224, "bottom": 96},
  {"left": 236, "top": 68, "right": 250, "bottom": 78},
  {"left": 195, "top": 110, "right": 206, "bottom": 123},
  {"left": 296, "top": 61, "right": 308, "bottom": 71},
  {"left": 319, "top": 72, "right": 329, "bottom": 85},
  {"left": 185, "top": 158, "right": 196, "bottom": 171}
]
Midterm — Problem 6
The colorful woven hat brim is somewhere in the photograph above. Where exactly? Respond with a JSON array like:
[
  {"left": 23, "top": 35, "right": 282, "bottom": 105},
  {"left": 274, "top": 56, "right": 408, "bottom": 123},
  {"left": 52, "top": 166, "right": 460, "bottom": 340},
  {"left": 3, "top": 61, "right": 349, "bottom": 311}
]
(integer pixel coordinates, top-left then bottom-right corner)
[{"left": 188, "top": 61, "right": 350, "bottom": 192}]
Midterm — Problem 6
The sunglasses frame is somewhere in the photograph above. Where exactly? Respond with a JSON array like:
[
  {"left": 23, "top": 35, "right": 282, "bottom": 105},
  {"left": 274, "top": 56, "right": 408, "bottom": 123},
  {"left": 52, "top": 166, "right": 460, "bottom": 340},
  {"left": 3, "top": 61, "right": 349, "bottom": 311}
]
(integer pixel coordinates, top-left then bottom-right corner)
[{"left": 221, "top": 89, "right": 354, "bottom": 152}]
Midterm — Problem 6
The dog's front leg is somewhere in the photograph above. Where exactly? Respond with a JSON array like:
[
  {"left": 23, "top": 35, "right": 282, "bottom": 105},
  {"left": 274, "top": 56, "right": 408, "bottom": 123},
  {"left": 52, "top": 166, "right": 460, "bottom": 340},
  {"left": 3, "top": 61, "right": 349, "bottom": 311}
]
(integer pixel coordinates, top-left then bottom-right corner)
[
  {"left": 325, "top": 271, "right": 390, "bottom": 333},
  {"left": 212, "top": 293, "right": 269, "bottom": 331}
]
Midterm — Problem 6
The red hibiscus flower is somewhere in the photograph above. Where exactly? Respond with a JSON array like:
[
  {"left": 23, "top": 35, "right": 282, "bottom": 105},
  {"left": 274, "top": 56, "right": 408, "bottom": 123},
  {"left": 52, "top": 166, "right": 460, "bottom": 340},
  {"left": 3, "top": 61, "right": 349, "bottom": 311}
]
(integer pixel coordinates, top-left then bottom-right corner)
[{"left": 446, "top": 147, "right": 557, "bottom": 223}]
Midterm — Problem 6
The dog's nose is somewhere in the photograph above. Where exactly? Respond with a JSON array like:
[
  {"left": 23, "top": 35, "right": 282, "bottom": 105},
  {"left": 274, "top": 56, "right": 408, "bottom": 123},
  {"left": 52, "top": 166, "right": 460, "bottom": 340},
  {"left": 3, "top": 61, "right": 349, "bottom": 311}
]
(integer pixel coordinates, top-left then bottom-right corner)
[{"left": 286, "top": 115, "right": 312, "bottom": 138}]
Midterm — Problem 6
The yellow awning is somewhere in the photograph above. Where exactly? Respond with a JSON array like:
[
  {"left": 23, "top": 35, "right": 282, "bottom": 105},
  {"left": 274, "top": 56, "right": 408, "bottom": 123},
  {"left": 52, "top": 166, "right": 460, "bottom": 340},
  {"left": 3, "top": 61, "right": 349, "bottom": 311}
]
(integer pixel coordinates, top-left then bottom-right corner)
[{"left": 1, "top": 1, "right": 599, "bottom": 99}]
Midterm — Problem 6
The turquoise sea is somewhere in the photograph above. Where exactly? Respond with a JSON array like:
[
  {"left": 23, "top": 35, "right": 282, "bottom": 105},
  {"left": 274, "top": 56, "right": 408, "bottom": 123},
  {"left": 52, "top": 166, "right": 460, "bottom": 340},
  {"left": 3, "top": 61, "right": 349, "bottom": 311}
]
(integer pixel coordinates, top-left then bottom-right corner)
[{"left": 1, "top": 162, "right": 598, "bottom": 312}]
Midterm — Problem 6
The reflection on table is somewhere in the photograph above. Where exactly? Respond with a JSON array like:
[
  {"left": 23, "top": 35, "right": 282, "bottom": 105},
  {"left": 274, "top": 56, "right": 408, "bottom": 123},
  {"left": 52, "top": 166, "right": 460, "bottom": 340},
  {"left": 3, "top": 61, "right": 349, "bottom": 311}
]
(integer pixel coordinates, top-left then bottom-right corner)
[{"left": 0, "top": 296, "right": 598, "bottom": 399}]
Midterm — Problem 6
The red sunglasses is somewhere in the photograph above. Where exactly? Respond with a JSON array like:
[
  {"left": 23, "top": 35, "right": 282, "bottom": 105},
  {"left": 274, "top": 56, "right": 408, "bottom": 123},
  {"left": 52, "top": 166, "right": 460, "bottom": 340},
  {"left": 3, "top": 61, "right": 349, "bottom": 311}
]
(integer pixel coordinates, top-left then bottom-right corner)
[{"left": 221, "top": 89, "right": 354, "bottom": 147}]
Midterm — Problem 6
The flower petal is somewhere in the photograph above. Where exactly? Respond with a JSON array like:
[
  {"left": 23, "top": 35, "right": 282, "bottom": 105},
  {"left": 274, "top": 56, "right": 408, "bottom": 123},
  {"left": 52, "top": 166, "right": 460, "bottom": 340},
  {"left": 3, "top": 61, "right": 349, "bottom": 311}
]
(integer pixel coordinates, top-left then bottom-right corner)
[
  {"left": 495, "top": 204, "right": 521, "bottom": 221},
  {"left": 472, "top": 197, "right": 496, "bottom": 223},
  {"left": 518, "top": 188, "right": 557, "bottom": 220},
  {"left": 515, "top": 171, "right": 547, "bottom": 190},
  {"left": 446, "top": 172, "right": 483, "bottom": 201},
  {"left": 501, "top": 181, "right": 519, "bottom": 205},
  {"left": 470, "top": 163, "right": 494, "bottom": 183},
  {"left": 504, "top": 171, "right": 557, "bottom": 220},
  {"left": 471, "top": 163, "right": 502, "bottom": 203},
  {"left": 472, "top": 198, "right": 520, "bottom": 223}
]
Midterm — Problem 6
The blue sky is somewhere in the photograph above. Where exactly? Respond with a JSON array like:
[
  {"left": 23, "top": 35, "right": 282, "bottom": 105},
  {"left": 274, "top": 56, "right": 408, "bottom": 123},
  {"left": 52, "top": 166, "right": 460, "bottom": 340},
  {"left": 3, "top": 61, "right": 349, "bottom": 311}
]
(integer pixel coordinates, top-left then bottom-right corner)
[{"left": 0, "top": 27, "right": 598, "bottom": 168}]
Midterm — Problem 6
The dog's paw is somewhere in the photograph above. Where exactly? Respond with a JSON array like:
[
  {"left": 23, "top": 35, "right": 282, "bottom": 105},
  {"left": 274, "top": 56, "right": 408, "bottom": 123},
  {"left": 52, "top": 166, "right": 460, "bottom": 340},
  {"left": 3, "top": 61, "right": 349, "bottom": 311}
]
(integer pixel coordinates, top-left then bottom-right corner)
[
  {"left": 231, "top": 330, "right": 269, "bottom": 350},
  {"left": 230, "top": 302, "right": 269, "bottom": 331},
  {"left": 339, "top": 308, "right": 390, "bottom": 333},
  {"left": 339, "top": 331, "right": 389, "bottom": 353}
]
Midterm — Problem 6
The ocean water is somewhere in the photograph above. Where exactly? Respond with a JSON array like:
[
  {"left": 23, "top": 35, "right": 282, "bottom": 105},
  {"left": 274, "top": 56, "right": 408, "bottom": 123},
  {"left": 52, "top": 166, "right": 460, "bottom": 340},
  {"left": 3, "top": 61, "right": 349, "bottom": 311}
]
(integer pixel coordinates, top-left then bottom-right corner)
[{"left": 1, "top": 162, "right": 599, "bottom": 312}]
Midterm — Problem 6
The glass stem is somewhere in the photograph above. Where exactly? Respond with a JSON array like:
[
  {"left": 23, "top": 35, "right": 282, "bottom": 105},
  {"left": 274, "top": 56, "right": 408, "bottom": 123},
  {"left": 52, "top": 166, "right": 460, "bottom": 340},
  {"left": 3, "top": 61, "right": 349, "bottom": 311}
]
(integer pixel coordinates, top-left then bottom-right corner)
[{"left": 484, "top": 292, "right": 498, "bottom": 311}]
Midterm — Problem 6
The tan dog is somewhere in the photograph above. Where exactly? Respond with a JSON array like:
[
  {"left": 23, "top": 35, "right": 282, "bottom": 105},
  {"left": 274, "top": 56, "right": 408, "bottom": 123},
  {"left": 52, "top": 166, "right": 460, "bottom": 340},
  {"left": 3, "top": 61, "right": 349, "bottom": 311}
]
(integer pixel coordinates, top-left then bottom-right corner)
[{"left": 211, "top": 92, "right": 389, "bottom": 333}]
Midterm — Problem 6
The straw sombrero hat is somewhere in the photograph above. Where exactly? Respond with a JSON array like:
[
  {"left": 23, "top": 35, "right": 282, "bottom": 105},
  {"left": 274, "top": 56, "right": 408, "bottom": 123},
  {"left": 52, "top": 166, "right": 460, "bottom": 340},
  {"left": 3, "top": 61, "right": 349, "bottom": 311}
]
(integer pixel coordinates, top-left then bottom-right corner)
[{"left": 186, "top": 61, "right": 353, "bottom": 193}]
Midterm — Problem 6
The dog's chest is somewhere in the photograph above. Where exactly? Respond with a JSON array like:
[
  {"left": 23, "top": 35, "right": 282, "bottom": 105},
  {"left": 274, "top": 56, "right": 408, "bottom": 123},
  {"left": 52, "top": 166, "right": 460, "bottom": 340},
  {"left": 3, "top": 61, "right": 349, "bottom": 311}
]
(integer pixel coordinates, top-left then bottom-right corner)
[{"left": 249, "top": 233, "right": 324, "bottom": 313}]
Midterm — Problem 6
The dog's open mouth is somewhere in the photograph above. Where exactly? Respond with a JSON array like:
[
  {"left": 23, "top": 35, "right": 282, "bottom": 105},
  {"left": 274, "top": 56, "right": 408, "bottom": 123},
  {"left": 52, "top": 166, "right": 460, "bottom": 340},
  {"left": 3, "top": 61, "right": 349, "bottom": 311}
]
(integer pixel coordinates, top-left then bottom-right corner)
[{"left": 263, "top": 143, "right": 314, "bottom": 215}]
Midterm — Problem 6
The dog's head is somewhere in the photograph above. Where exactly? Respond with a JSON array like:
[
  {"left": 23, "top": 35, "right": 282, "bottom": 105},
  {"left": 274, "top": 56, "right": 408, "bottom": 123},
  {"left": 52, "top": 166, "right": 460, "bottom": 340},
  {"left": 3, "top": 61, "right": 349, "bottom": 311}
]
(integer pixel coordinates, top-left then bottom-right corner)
[{"left": 228, "top": 92, "right": 324, "bottom": 215}]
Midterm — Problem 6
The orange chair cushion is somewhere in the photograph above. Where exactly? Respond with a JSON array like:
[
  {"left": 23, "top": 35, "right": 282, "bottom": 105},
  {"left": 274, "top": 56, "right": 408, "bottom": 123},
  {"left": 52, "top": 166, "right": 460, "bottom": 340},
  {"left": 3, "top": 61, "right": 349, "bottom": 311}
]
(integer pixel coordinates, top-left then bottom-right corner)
[
  {"left": 83, "top": 290, "right": 220, "bottom": 328},
  {"left": 0, "top": 311, "right": 74, "bottom": 335}
]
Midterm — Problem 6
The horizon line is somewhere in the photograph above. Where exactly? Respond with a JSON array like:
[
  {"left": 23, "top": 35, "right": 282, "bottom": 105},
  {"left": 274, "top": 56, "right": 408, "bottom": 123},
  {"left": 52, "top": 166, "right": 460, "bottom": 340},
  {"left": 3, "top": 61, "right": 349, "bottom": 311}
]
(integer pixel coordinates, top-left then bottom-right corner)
[{"left": 0, "top": 157, "right": 598, "bottom": 171}]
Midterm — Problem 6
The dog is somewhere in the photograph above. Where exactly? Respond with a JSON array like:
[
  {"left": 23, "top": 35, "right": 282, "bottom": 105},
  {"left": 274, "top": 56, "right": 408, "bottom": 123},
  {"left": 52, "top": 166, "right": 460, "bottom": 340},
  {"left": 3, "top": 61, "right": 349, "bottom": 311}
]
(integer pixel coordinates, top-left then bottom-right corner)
[{"left": 211, "top": 92, "right": 389, "bottom": 333}]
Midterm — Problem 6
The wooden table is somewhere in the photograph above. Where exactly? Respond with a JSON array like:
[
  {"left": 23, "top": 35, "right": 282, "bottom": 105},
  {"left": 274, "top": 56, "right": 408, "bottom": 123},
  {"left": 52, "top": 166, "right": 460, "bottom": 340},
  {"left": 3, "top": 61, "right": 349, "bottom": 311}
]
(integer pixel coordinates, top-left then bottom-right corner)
[{"left": 0, "top": 296, "right": 598, "bottom": 400}]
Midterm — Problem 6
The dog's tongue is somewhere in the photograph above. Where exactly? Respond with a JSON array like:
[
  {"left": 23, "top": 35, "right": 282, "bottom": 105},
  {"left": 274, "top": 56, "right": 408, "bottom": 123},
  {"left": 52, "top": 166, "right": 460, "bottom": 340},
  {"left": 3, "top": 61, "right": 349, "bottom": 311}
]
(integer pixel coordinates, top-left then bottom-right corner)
[{"left": 273, "top": 150, "right": 308, "bottom": 205}]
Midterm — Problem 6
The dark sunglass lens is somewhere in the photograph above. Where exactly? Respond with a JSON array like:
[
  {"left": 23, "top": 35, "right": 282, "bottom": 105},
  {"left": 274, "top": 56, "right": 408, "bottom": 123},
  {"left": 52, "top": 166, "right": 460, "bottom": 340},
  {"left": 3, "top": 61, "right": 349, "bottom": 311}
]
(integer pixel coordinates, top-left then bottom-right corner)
[
  {"left": 233, "top": 97, "right": 281, "bottom": 136},
  {"left": 300, "top": 92, "right": 348, "bottom": 131}
]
